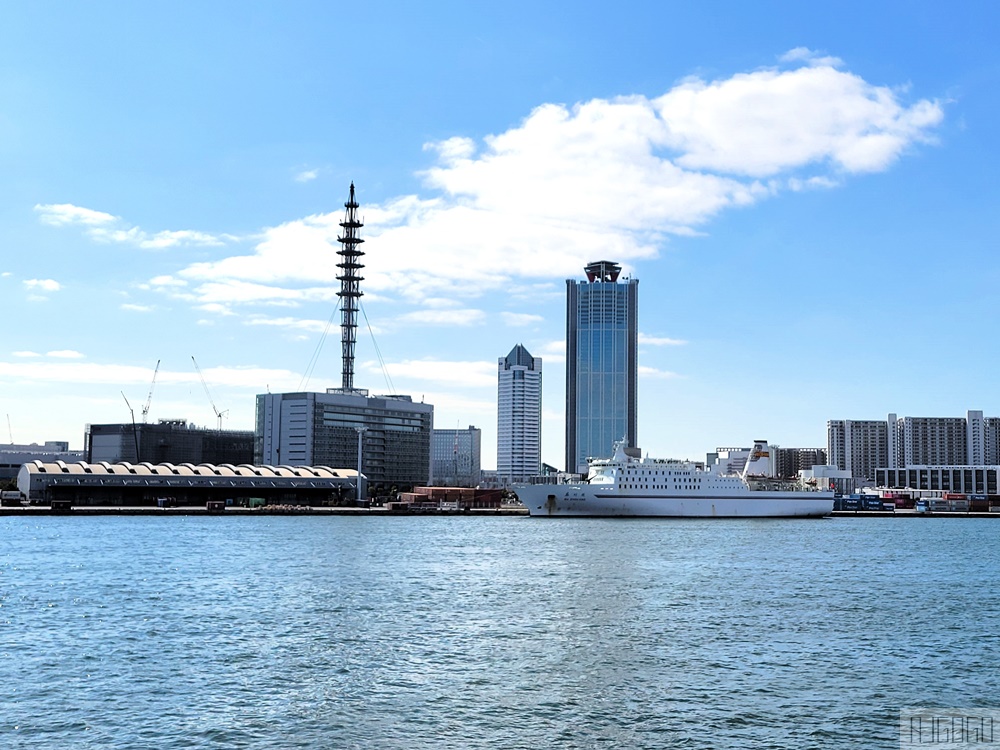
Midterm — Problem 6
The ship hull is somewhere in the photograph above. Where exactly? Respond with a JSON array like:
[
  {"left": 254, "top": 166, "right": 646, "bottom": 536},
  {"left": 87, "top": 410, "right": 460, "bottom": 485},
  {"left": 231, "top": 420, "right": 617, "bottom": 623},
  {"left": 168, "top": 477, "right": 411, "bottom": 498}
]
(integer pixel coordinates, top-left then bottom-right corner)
[{"left": 514, "top": 484, "right": 834, "bottom": 518}]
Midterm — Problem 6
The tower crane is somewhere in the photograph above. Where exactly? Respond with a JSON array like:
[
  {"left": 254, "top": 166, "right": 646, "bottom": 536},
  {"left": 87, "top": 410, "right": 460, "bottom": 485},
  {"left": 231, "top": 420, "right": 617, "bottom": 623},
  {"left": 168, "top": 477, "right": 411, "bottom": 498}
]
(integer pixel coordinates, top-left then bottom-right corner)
[
  {"left": 191, "top": 356, "right": 228, "bottom": 430},
  {"left": 141, "top": 359, "right": 161, "bottom": 423}
]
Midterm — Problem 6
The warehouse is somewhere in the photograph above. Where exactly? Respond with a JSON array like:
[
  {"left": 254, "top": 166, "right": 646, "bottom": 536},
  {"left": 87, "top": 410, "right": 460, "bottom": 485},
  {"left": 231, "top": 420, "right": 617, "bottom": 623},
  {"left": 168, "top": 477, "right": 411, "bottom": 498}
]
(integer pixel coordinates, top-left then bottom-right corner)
[{"left": 16, "top": 460, "right": 361, "bottom": 507}]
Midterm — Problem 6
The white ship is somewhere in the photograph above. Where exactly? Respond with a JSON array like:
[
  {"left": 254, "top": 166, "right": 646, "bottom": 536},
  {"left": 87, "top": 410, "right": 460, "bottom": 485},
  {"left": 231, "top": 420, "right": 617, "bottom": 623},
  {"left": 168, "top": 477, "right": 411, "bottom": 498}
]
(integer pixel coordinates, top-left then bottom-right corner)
[{"left": 514, "top": 439, "right": 834, "bottom": 518}]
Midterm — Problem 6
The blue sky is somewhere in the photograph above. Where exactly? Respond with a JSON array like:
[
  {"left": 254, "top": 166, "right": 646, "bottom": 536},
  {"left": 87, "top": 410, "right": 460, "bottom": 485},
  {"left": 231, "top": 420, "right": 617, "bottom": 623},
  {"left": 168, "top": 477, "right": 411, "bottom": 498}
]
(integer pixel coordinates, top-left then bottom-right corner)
[{"left": 1, "top": 2, "right": 997, "bottom": 468}]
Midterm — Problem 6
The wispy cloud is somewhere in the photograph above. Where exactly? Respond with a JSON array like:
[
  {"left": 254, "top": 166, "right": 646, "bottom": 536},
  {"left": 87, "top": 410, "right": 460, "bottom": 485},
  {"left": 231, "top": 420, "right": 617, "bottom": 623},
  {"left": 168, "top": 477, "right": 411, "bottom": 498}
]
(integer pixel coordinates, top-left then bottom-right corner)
[
  {"left": 35, "top": 203, "right": 118, "bottom": 227},
  {"left": 501, "top": 312, "right": 544, "bottom": 327},
  {"left": 780, "top": 47, "right": 844, "bottom": 68},
  {"left": 396, "top": 309, "right": 487, "bottom": 326},
  {"left": 0, "top": 360, "right": 298, "bottom": 389},
  {"left": 246, "top": 315, "right": 335, "bottom": 333},
  {"left": 34, "top": 203, "right": 229, "bottom": 250},
  {"left": 639, "top": 333, "right": 687, "bottom": 346},
  {"left": 46, "top": 350, "right": 85, "bottom": 359},
  {"left": 23, "top": 278, "right": 61, "bottom": 292},
  {"left": 12, "top": 351, "right": 40, "bottom": 358},
  {"left": 294, "top": 168, "right": 319, "bottom": 183},
  {"left": 121, "top": 303, "right": 155, "bottom": 313},
  {"left": 362, "top": 358, "right": 497, "bottom": 388},
  {"left": 638, "top": 365, "right": 681, "bottom": 379}
]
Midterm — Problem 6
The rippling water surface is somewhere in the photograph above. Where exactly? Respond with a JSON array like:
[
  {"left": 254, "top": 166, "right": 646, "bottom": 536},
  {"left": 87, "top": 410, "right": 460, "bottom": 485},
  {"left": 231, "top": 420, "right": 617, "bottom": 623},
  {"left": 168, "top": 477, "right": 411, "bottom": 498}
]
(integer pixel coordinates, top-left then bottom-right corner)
[{"left": 1, "top": 515, "right": 998, "bottom": 749}]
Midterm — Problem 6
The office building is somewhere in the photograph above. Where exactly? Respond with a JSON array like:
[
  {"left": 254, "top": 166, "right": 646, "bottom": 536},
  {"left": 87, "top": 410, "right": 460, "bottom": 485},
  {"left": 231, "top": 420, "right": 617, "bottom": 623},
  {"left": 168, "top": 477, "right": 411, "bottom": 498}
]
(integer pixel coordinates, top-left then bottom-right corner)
[
  {"left": 497, "top": 344, "right": 542, "bottom": 484},
  {"left": 85, "top": 420, "right": 254, "bottom": 466},
  {"left": 432, "top": 426, "right": 482, "bottom": 487},
  {"left": 565, "top": 260, "right": 638, "bottom": 474},
  {"left": 256, "top": 389, "right": 433, "bottom": 496}
]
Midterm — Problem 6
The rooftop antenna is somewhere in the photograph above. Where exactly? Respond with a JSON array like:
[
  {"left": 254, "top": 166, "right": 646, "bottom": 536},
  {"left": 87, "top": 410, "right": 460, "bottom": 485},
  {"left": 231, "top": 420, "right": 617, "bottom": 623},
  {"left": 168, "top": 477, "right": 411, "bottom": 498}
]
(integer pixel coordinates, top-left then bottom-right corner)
[
  {"left": 141, "top": 359, "right": 161, "bottom": 424},
  {"left": 191, "top": 356, "right": 228, "bottom": 430},
  {"left": 336, "top": 182, "right": 364, "bottom": 390},
  {"left": 6, "top": 414, "right": 12, "bottom": 444}
]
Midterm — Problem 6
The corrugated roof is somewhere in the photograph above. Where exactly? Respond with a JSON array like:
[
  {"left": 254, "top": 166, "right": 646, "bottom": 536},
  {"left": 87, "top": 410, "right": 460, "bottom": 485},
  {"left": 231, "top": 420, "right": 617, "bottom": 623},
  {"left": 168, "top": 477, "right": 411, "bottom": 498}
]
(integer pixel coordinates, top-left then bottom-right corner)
[{"left": 25, "top": 460, "right": 356, "bottom": 479}]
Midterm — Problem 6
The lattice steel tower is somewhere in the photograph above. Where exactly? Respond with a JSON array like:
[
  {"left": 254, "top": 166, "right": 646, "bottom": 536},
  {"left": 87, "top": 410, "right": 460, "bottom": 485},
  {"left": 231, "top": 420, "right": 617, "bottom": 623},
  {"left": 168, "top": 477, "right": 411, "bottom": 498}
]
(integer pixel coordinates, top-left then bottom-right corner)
[{"left": 336, "top": 182, "right": 365, "bottom": 390}]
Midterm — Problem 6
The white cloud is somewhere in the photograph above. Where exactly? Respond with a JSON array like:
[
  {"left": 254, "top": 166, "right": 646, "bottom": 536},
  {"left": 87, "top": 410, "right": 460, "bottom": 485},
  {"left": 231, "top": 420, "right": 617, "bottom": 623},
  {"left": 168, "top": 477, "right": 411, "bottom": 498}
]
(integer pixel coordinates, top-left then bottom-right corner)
[
  {"left": 121, "top": 303, "right": 154, "bottom": 313},
  {"left": 396, "top": 309, "right": 487, "bottom": 326},
  {"left": 501, "top": 312, "right": 545, "bottom": 327},
  {"left": 424, "top": 136, "right": 477, "bottom": 164},
  {"left": 639, "top": 333, "right": 687, "bottom": 346},
  {"left": 657, "top": 64, "right": 942, "bottom": 177},
  {"left": 535, "top": 339, "right": 566, "bottom": 363},
  {"left": 196, "top": 302, "right": 236, "bottom": 316},
  {"left": 12, "top": 351, "right": 40, "bottom": 358},
  {"left": 779, "top": 47, "right": 844, "bottom": 68},
  {"left": 139, "top": 230, "right": 225, "bottom": 249},
  {"left": 246, "top": 316, "right": 335, "bottom": 333},
  {"left": 35, "top": 203, "right": 118, "bottom": 226},
  {"left": 362, "top": 358, "right": 497, "bottom": 388},
  {"left": 0, "top": 360, "right": 297, "bottom": 389},
  {"left": 46, "top": 350, "right": 85, "bottom": 359},
  {"left": 49, "top": 54, "right": 941, "bottom": 323},
  {"left": 23, "top": 278, "right": 61, "bottom": 292},
  {"left": 638, "top": 365, "right": 681, "bottom": 379},
  {"left": 148, "top": 275, "right": 188, "bottom": 288},
  {"left": 35, "top": 203, "right": 228, "bottom": 249},
  {"left": 295, "top": 169, "right": 319, "bottom": 183}
]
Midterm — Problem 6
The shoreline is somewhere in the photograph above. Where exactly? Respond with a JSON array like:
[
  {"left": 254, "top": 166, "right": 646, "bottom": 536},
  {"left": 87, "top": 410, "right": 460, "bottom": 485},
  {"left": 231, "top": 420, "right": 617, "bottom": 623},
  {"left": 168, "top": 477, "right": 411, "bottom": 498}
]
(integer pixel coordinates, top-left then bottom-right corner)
[{"left": 2, "top": 506, "right": 999, "bottom": 518}]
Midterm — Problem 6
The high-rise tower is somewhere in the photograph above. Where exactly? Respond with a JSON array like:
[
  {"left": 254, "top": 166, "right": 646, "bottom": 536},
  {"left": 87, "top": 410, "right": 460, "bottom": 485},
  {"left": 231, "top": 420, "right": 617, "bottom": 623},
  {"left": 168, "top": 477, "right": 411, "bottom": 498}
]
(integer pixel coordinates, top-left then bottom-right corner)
[
  {"left": 497, "top": 344, "right": 542, "bottom": 484},
  {"left": 336, "top": 183, "right": 364, "bottom": 390},
  {"left": 565, "top": 260, "right": 638, "bottom": 474}
]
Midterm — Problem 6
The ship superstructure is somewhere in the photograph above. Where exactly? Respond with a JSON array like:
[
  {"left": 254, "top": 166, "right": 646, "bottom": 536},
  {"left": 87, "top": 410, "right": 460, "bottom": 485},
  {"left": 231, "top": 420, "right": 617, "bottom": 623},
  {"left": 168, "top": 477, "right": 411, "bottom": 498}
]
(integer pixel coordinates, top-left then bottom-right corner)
[{"left": 515, "top": 439, "right": 834, "bottom": 517}]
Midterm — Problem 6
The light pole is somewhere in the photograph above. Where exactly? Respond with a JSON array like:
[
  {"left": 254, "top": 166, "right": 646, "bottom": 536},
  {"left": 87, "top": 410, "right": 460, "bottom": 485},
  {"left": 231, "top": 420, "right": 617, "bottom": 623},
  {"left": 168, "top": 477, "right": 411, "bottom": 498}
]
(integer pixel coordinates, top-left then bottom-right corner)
[{"left": 355, "top": 426, "right": 367, "bottom": 504}]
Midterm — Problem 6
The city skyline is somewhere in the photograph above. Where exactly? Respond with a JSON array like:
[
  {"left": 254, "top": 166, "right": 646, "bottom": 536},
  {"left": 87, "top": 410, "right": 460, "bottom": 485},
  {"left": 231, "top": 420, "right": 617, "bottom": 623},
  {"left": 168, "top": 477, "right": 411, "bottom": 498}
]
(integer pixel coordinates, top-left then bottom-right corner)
[{"left": 2, "top": 3, "right": 997, "bottom": 468}]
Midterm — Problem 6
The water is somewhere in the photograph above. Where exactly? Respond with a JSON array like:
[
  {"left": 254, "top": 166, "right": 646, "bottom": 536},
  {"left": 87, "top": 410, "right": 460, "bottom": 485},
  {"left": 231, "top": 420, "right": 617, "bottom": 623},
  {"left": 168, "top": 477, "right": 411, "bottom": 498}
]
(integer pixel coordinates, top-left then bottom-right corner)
[{"left": 1, "top": 515, "right": 998, "bottom": 749}]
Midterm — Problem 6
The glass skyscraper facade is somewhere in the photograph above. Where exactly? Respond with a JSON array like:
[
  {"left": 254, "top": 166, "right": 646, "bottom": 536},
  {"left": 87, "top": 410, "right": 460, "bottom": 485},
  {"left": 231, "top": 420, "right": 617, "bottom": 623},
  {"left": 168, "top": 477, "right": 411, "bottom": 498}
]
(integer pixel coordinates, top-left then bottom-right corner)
[{"left": 565, "top": 260, "right": 638, "bottom": 474}]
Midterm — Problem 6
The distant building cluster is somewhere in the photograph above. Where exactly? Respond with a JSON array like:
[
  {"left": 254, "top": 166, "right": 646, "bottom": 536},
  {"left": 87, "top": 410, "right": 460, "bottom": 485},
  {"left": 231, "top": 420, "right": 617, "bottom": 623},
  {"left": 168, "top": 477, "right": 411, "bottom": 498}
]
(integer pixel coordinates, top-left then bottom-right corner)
[
  {"left": 828, "top": 410, "right": 1000, "bottom": 482},
  {"left": 30, "top": 184, "right": 990, "bottom": 508}
]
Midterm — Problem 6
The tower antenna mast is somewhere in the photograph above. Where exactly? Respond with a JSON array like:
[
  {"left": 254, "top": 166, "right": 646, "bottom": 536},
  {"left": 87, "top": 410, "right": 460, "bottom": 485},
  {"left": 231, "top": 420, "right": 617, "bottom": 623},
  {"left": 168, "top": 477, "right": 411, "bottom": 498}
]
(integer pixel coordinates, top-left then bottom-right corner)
[{"left": 336, "top": 182, "right": 365, "bottom": 390}]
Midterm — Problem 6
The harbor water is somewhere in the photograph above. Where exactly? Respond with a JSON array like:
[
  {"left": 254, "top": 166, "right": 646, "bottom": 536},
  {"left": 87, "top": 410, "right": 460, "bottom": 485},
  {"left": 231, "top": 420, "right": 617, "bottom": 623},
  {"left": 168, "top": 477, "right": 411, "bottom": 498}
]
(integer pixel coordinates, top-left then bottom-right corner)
[{"left": 1, "top": 515, "right": 998, "bottom": 749}]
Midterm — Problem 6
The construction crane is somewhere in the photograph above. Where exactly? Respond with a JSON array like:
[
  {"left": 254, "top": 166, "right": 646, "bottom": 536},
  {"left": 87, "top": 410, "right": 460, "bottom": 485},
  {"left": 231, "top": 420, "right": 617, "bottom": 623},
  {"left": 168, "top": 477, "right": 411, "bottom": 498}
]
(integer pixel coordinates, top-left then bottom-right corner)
[
  {"left": 191, "top": 356, "right": 228, "bottom": 430},
  {"left": 141, "top": 359, "right": 161, "bottom": 423},
  {"left": 121, "top": 391, "right": 141, "bottom": 461}
]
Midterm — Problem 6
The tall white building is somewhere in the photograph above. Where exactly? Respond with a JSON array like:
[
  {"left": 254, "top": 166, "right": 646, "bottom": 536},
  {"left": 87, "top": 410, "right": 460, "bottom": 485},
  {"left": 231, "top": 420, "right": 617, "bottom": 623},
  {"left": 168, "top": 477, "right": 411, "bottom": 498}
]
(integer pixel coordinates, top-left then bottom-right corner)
[
  {"left": 831, "top": 409, "right": 1000, "bottom": 480},
  {"left": 899, "top": 415, "right": 968, "bottom": 466},
  {"left": 984, "top": 417, "right": 1000, "bottom": 465},
  {"left": 827, "top": 419, "right": 889, "bottom": 480},
  {"left": 497, "top": 344, "right": 541, "bottom": 484}
]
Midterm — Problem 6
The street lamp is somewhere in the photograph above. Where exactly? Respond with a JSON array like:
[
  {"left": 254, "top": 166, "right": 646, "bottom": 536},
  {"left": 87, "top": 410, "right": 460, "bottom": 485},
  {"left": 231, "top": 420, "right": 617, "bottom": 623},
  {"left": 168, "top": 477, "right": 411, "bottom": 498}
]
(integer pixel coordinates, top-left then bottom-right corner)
[{"left": 355, "top": 426, "right": 367, "bottom": 504}]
